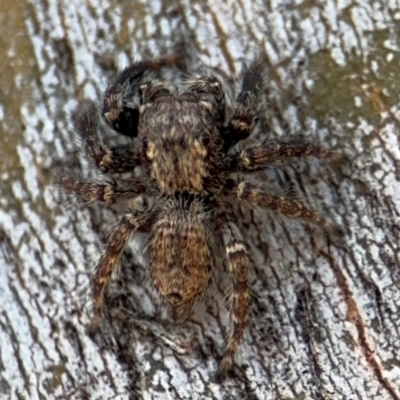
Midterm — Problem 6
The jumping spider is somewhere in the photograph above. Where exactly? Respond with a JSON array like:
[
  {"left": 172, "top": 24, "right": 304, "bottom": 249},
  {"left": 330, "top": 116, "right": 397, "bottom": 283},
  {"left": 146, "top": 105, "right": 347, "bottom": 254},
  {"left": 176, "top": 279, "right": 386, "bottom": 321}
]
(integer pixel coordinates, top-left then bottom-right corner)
[{"left": 62, "top": 55, "right": 341, "bottom": 375}]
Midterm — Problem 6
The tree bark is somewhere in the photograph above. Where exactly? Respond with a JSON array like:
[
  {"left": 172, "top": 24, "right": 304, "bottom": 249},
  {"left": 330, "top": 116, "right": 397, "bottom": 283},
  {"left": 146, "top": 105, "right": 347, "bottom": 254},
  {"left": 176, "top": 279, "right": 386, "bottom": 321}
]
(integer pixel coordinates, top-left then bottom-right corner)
[{"left": 1, "top": 0, "right": 400, "bottom": 399}]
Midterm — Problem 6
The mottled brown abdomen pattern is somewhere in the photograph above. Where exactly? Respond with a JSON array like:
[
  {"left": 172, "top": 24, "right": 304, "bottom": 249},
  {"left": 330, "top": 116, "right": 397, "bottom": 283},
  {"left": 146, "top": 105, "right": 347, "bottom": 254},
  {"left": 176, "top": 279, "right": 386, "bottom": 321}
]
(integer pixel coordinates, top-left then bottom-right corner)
[{"left": 148, "top": 208, "right": 214, "bottom": 320}]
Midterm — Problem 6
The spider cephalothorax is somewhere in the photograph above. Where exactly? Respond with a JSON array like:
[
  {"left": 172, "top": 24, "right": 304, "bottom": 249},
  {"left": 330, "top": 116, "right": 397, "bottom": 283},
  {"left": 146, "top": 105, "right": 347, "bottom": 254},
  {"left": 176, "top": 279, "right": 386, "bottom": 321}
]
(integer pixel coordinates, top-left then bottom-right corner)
[{"left": 62, "top": 55, "right": 340, "bottom": 375}]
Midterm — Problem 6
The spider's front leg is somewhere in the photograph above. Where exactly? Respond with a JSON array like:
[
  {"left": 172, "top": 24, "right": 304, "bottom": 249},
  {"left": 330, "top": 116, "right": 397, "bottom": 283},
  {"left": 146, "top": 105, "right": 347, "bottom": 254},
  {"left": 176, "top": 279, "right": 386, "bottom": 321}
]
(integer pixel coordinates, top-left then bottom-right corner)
[
  {"left": 223, "top": 57, "right": 265, "bottom": 148},
  {"left": 91, "top": 211, "right": 154, "bottom": 328},
  {"left": 219, "top": 220, "right": 251, "bottom": 376},
  {"left": 102, "top": 54, "right": 181, "bottom": 137},
  {"left": 73, "top": 103, "right": 142, "bottom": 174}
]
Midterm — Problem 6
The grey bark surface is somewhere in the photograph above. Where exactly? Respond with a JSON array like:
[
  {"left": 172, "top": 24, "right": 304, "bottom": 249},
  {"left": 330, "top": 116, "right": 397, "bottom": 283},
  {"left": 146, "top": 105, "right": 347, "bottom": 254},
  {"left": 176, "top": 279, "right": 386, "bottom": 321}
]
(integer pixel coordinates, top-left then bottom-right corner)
[{"left": 1, "top": 0, "right": 400, "bottom": 399}]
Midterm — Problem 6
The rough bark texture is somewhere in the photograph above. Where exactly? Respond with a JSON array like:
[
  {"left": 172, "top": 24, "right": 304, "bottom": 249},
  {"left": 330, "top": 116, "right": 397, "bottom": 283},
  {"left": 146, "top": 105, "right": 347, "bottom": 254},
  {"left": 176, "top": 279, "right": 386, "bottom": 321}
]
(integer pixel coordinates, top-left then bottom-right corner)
[{"left": 1, "top": 0, "right": 400, "bottom": 399}]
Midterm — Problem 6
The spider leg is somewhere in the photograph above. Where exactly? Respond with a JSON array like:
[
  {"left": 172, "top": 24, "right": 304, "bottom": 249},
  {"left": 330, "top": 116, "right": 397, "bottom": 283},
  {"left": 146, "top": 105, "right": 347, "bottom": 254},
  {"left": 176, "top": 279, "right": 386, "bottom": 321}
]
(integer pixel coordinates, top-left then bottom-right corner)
[
  {"left": 103, "top": 54, "right": 181, "bottom": 136},
  {"left": 231, "top": 140, "right": 336, "bottom": 172},
  {"left": 228, "top": 180, "right": 342, "bottom": 236},
  {"left": 92, "top": 212, "right": 154, "bottom": 325},
  {"left": 223, "top": 57, "right": 264, "bottom": 148},
  {"left": 60, "top": 175, "right": 146, "bottom": 206},
  {"left": 219, "top": 220, "right": 250, "bottom": 375},
  {"left": 73, "top": 103, "right": 142, "bottom": 173}
]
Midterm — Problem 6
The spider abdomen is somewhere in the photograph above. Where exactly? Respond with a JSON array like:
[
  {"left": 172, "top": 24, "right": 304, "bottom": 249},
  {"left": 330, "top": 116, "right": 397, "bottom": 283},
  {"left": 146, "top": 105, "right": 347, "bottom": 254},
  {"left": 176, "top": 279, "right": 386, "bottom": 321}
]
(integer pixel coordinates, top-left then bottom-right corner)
[{"left": 148, "top": 208, "right": 214, "bottom": 320}]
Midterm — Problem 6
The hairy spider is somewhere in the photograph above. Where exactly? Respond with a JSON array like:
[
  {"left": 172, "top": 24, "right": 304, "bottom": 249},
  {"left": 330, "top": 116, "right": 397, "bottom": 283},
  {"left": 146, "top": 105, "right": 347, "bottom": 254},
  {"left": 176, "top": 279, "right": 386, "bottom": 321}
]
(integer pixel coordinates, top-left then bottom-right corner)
[{"left": 61, "top": 55, "right": 340, "bottom": 375}]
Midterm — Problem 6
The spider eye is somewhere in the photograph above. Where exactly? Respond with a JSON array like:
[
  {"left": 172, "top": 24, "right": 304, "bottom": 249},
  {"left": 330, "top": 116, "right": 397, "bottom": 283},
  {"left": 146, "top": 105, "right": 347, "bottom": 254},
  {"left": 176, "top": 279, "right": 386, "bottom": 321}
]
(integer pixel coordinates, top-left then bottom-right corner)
[
  {"left": 142, "top": 137, "right": 148, "bottom": 151},
  {"left": 201, "top": 133, "right": 210, "bottom": 146},
  {"left": 194, "top": 133, "right": 210, "bottom": 147}
]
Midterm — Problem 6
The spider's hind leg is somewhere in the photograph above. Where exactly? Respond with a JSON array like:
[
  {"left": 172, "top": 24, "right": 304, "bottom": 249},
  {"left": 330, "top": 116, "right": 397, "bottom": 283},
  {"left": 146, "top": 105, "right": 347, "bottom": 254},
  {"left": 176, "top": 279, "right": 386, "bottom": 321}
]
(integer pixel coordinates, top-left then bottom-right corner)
[
  {"left": 219, "top": 220, "right": 251, "bottom": 376},
  {"left": 91, "top": 211, "right": 154, "bottom": 327}
]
